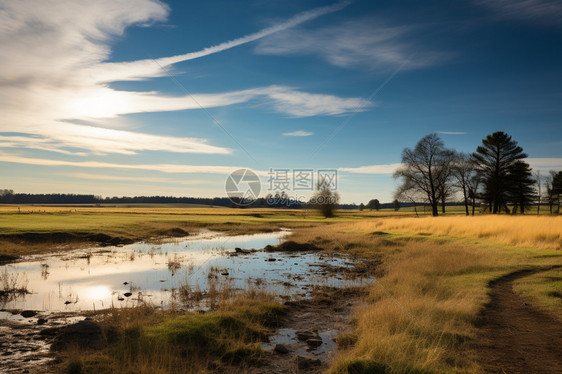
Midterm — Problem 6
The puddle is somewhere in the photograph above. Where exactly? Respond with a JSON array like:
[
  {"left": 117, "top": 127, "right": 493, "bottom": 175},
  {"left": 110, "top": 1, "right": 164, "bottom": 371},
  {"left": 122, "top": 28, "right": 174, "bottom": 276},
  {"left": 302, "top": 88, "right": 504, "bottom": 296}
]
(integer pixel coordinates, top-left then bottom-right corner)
[{"left": 1, "top": 231, "right": 371, "bottom": 313}]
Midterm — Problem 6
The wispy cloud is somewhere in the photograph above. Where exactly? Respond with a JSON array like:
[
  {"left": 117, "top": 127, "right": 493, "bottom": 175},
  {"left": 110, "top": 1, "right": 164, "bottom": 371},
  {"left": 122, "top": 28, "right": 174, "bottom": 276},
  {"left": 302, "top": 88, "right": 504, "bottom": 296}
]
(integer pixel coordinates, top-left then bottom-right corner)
[
  {"left": 0, "top": 153, "right": 272, "bottom": 176},
  {"left": 527, "top": 158, "right": 562, "bottom": 171},
  {"left": 477, "top": 0, "right": 562, "bottom": 26},
  {"left": 0, "top": 153, "right": 255, "bottom": 174},
  {"left": 65, "top": 173, "right": 214, "bottom": 185},
  {"left": 437, "top": 131, "right": 468, "bottom": 135},
  {"left": 0, "top": 0, "right": 355, "bottom": 156},
  {"left": 339, "top": 163, "right": 402, "bottom": 174},
  {"left": 96, "top": 1, "right": 352, "bottom": 82},
  {"left": 255, "top": 18, "right": 451, "bottom": 72},
  {"left": 283, "top": 130, "right": 314, "bottom": 137}
]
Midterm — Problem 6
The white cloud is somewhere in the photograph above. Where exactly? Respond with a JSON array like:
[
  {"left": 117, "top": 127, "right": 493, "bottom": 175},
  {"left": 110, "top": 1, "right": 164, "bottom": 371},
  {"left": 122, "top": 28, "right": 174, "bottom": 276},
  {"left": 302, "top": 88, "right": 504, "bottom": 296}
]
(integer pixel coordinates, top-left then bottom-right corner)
[
  {"left": 477, "top": 0, "right": 562, "bottom": 26},
  {"left": 283, "top": 130, "right": 314, "bottom": 137},
  {"left": 65, "top": 173, "right": 214, "bottom": 185},
  {"left": 339, "top": 163, "right": 402, "bottom": 174},
  {"left": 0, "top": 0, "right": 357, "bottom": 156},
  {"left": 0, "top": 153, "right": 255, "bottom": 174},
  {"left": 527, "top": 158, "right": 562, "bottom": 171},
  {"left": 255, "top": 18, "right": 450, "bottom": 72}
]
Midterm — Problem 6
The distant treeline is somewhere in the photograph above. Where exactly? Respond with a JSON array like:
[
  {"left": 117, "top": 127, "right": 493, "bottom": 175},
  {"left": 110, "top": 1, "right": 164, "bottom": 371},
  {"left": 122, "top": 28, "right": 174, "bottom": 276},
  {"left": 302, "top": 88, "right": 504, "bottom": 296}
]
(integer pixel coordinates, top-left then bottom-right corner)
[{"left": 0, "top": 192, "right": 430, "bottom": 209}]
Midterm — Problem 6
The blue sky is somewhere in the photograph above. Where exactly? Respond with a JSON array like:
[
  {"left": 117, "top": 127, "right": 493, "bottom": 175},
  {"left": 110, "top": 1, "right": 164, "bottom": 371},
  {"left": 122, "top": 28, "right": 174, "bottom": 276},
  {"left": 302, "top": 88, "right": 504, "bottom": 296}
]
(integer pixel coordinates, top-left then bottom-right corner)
[{"left": 0, "top": 0, "right": 561, "bottom": 203}]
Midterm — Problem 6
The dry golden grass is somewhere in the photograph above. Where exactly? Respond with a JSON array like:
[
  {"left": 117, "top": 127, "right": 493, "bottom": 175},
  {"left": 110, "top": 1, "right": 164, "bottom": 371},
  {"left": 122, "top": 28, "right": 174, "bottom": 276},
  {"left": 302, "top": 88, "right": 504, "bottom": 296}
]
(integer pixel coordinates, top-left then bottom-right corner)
[
  {"left": 287, "top": 216, "right": 562, "bottom": 373},
  {"left": 353, "top": 215, "right": 562, "bottom": 250}
]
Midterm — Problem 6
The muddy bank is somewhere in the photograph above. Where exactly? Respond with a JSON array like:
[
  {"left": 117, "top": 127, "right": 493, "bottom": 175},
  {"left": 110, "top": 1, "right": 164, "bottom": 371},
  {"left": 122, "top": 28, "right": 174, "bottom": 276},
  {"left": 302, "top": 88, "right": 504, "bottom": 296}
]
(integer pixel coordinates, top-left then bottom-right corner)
[
  {"left": 0, "top": 228, "right": 189, "bottom": 246},
  {"left": 0, "top": 228, "right": 192, "bottom": 263},
  {"left": 0, "top": 311, "right": 84, "bottom": 373},
  {"left": 221, "top": 287, "right": 365, "bottom": 374}
]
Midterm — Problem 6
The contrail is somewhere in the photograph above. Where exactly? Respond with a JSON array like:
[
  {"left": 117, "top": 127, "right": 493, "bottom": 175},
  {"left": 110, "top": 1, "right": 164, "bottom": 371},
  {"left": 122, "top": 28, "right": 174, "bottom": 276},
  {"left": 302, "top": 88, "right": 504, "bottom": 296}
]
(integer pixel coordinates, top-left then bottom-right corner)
[
  {"left": 159, "top": 1, "right": 351, "bottom": 65},
  {"left": 99, "top": 1, "right": 351, "bottom": 81}
]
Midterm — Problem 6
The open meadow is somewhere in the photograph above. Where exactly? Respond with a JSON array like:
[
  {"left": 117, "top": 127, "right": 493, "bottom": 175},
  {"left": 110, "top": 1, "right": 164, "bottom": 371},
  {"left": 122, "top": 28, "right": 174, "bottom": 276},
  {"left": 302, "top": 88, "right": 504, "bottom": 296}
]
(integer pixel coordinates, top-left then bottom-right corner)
[{"left": 0, "top": 205, "right": 561, "bottom": 373}]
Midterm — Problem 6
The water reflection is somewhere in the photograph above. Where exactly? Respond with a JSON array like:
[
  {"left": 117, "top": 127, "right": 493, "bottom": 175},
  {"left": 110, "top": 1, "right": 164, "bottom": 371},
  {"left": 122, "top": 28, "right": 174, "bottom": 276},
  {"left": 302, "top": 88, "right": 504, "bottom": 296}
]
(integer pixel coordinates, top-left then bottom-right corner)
[{"left": 0, "top": 231, "right": 370, "bottom": 313}]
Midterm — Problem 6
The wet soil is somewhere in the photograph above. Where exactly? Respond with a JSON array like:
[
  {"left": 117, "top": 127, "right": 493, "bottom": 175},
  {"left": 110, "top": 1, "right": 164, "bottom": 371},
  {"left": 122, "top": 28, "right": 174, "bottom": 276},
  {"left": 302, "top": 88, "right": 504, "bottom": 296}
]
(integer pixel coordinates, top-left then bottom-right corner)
[
  {"left": 240, "top": 288, "right": 363, "bottom": 374},
  {"left": 0, "top": 311, "right": 84, "bottom": 373},
  {"left": 476, "top": 266, "right": 562, "bottom": 374}
]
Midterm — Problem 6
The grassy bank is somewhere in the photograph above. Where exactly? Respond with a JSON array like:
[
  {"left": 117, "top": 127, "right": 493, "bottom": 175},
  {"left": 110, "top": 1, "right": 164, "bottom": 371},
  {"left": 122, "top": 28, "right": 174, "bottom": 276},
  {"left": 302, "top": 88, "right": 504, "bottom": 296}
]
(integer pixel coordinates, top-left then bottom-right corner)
[
  {"left": 56, "top": 293, "right": 286, "bottom": 374},
  {"left": 513, "top": 267, "right": 562, "bottom": 322}
]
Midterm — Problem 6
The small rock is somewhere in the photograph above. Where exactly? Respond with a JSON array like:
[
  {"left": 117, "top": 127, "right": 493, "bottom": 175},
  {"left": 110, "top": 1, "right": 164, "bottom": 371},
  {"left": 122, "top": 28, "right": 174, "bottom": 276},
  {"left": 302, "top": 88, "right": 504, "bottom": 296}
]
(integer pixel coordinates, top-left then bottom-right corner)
[
  {"left": 221, "top": 272, "right": 229, "bottom": 276},
  {"left": 297, "top": 355, "right": 321, "bottom": 369},
  {"left": 306, "top": 338, "right": 323, "bottom": 348},
  {"left": 123, "top": 292, "right": 132, "bottom": 297},
  {"left": 51, "top": 320, "right": 103, "bottom": 351},
  {"left": 37, "top": 318, "right": 48, "bottom": 325},
  {"left": 40, "top": 327, "right": 62, "bottom": 337},
  {"left": 274, "top": 343, "right": 289, "bottom": 354},
  {"left": 20, "top": 310, "right": 37, "bottom": 318},
  {"left": 296, "top": 330, "right": 318, "bottom": 341},
  {"left": 266, "top": 258, "right": 277, "bottom": 262}
]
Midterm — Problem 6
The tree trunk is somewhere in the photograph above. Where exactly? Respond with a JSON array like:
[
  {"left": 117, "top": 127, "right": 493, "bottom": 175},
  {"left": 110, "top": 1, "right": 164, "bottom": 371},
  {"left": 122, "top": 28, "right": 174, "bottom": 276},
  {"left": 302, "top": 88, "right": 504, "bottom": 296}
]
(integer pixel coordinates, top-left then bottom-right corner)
[{"left": 463, "top": 186, "right": 469, "bottom": 216}]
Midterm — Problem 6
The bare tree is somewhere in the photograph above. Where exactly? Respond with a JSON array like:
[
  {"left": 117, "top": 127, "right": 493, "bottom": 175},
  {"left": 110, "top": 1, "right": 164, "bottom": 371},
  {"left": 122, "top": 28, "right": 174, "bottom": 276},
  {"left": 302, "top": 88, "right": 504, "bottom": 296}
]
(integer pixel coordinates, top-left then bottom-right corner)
[
  {"left": 394, "top": 178, "right": 425, "bottom": 217},
  {"left": 309, "top": 181, "right": 340, "bottom": 218},
  {"left": 534, "top": 171, "right": 542, "bottom": 215},
  {"left": 451, "top": 152, "right": 479, "bottom": 216},
  {"left": 394, "top": 134, "right": 454, "bottom": 216}
]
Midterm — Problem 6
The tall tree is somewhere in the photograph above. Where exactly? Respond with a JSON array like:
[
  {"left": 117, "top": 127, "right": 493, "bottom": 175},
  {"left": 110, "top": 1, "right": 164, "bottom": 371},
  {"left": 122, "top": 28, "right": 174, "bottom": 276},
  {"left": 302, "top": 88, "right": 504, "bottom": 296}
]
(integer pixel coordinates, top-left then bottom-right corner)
[
  {"left": 392, "top": 199, "right": 400, "bottom": 211},
  {"left": 473, "top": 132, "right": 527, "bottom": 214},
  {"left": 534, "top": 171, "right": 542, "bottom": 215},
  {"left": 394, "top": 133, "right": 453, "bottom": 216},
  {"left": 451, "top": 152, "right": 478, "bottom": 216},
  {"left": 551, "top": 171, "right": 562, "bottom": 214},
  {"left": 506, "top": 160, "right": 536, "bottom": 214}
]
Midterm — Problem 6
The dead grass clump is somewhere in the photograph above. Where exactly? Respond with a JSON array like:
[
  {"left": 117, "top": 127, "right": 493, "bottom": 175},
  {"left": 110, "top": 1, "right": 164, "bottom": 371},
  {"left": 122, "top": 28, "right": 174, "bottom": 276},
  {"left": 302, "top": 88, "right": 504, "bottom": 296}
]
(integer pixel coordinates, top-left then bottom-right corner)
[
  {"left": 0, "top": 268, "right": 29, "bottom": 297},
  {"left": 56, "top": 293, "right": 286, "bottom": 374}
]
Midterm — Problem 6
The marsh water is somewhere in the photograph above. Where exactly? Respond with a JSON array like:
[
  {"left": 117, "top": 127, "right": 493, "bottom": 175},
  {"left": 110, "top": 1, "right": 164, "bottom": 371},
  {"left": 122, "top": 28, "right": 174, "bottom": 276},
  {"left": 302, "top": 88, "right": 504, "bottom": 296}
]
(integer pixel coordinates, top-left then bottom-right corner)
[{"left": 0, "top": 230, "right": 369, "bottom": 314}]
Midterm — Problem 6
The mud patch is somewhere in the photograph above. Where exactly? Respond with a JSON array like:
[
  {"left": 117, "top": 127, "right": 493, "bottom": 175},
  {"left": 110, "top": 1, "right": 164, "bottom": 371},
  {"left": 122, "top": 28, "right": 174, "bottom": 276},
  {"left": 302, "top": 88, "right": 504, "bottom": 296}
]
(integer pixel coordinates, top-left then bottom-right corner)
[
  {"left": 0, "top": 311, "right": 85, "bottom": 373},
  {"left": 246, "top": 288, "right": 364, "bottom": 373},
  {"left": 264, "top": 241, "right": 322, "bottom": 252}
]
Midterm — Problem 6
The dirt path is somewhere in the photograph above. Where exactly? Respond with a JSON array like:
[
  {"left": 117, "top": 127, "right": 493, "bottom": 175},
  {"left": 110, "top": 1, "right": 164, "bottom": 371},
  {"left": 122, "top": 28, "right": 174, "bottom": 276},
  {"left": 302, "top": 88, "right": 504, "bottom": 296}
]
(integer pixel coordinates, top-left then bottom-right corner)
[{"left": 476, "top": 267, "right": 562, "bottom": 374}]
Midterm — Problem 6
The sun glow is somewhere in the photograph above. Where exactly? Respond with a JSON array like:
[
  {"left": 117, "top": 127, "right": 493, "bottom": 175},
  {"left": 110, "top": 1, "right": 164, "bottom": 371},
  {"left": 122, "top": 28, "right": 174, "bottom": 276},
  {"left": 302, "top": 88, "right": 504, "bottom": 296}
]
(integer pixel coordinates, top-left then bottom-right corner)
[{"left": 84, "top": 285, "right": 112, "bottom": 301}]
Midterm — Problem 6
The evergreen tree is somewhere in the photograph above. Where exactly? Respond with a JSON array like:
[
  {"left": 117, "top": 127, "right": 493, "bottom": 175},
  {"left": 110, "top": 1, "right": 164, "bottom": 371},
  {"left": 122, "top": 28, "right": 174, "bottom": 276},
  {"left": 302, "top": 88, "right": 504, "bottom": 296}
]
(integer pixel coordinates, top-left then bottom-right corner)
[
  {"left": 506, "top": 161, "right": 535, "bottom": 214},
  {"left": 473, "top": 132, "right": 527, "bottom": 214}
]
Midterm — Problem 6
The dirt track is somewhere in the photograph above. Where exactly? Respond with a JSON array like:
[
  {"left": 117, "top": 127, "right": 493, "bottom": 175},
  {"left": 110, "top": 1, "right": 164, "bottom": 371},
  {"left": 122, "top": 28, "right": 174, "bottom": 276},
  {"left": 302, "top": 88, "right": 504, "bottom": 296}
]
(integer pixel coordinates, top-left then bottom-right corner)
[{"left": 476, "top": 267, "right": 562, "bottom": 374}]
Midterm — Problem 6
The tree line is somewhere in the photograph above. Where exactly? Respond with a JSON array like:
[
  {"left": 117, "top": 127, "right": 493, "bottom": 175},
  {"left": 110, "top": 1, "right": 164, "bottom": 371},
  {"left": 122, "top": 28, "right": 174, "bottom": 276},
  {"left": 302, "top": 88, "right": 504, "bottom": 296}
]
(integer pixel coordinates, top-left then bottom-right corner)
[{"left": 393, "top": 131, "right": 562, "bottom": 216}]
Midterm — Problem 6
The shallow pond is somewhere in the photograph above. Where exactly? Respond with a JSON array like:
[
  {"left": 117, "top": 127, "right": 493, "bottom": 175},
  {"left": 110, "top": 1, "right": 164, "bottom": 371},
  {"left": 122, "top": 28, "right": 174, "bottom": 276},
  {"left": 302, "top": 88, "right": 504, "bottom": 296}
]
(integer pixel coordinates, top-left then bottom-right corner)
[{"left": 0, "top": 230, "right": 370, "bottom": 313}]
